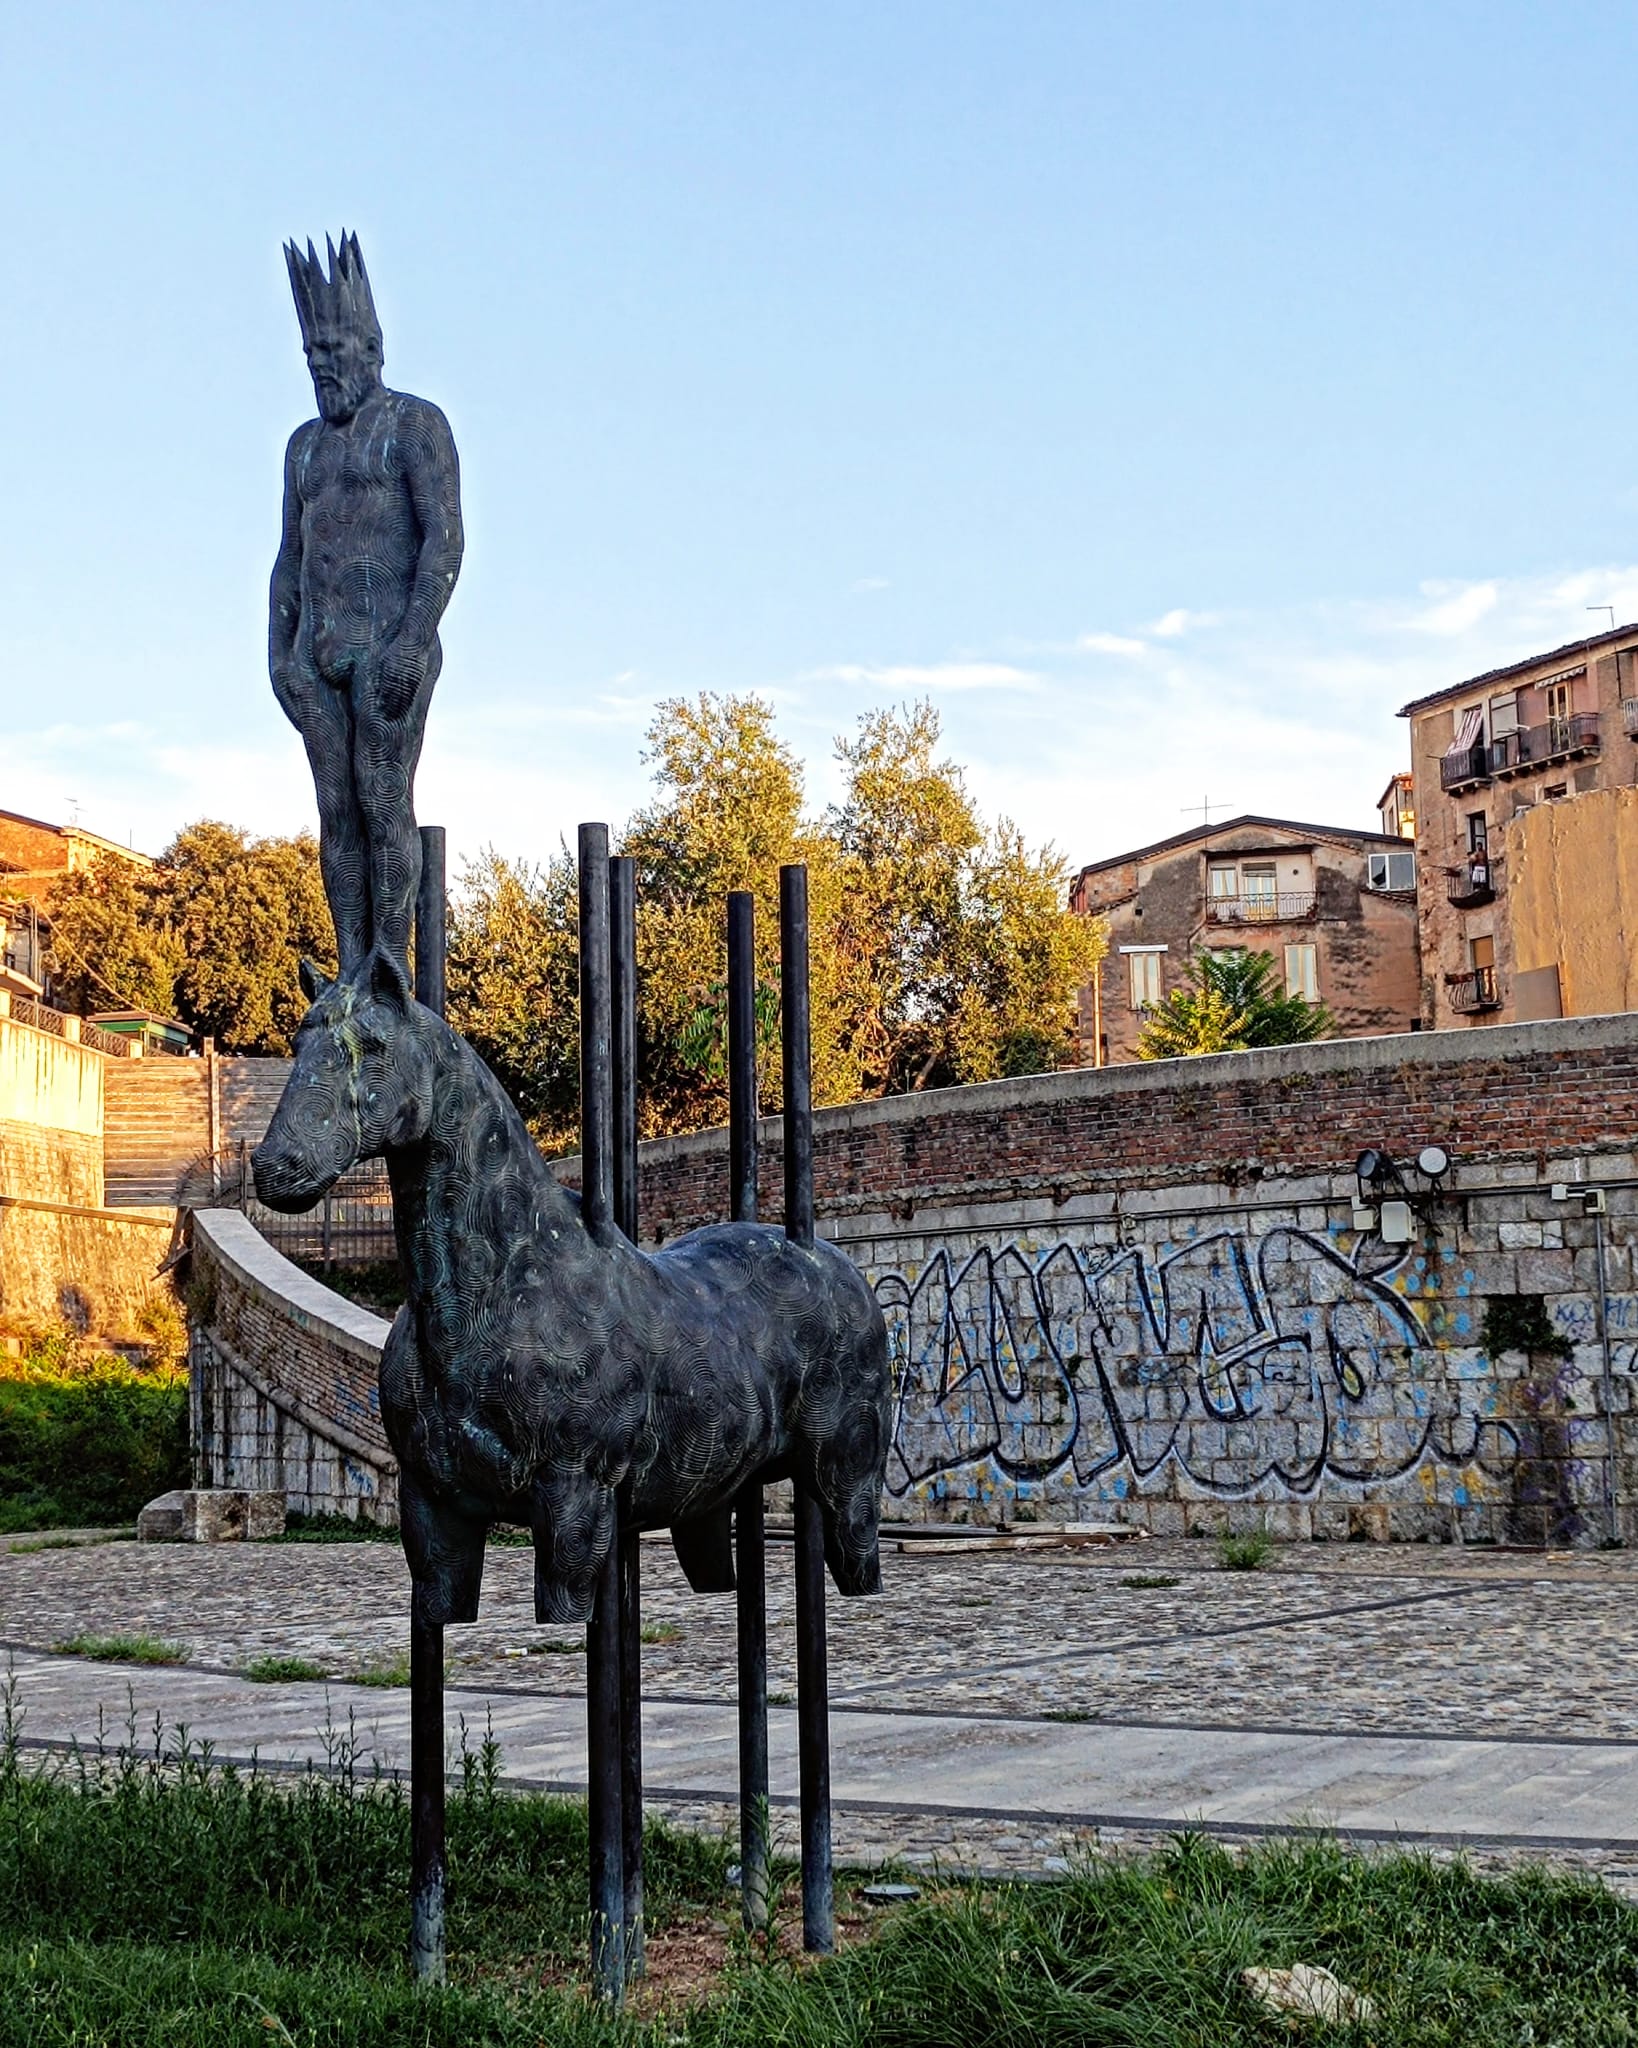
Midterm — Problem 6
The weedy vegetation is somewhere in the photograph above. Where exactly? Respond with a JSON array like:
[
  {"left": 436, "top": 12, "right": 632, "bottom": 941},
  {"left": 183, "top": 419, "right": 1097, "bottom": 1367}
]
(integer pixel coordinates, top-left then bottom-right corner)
[
  {"left": 1, "top": 1669, "right": 1634, "bottom": 2043},
  {"left": 52, "top": 1633, "right": 188, "bottom": 1667},
  {"left": 1217, "top": 1529, "right": 1274, "bottom": 1572}
]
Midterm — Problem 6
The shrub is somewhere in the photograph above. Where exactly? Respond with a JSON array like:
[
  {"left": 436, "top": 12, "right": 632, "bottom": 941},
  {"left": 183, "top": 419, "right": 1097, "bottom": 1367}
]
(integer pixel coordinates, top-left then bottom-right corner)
[{"left": 0, "top": 1332, "right": 186, "bottom": 1531}]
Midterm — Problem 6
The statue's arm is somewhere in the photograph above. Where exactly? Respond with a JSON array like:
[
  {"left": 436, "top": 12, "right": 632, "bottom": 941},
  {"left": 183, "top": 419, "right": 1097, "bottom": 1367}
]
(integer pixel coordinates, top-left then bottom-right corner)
[
  {"left": 386, "top": 401, "right": 464, "bottom": 683},
  {"left": 268, "top": 429, "right": 309, "bottom": 723}
]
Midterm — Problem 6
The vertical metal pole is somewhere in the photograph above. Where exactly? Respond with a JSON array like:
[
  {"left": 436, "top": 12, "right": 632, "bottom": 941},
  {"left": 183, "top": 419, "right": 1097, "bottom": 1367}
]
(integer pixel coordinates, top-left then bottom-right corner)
[
  {"left": 409, "top": 1612, "right": 446, "bottom": 1982},
  {"left": 728, "top": 890, "right": 770, "bottom": 1930},
  {"left": 578, "top": 825, "right": 624, "bottom": 2005},
  {"left": 729, "top": 892, "right": 759, "bottom": 1227},
  {"left": 409, "top": 824, "right": 448, "bottom": 1985},
  {"left": 579, "top": 825, "right": 614, "bottom": 1238},
  {"left": 609, "top": 854, "right": 644, "bottom": 1977},
  {"left": 415, "top": 825, "right": 447, "bottom": 1015},
  {"left": 780, "top": 865, "right": 832, "bottom": 1954}
]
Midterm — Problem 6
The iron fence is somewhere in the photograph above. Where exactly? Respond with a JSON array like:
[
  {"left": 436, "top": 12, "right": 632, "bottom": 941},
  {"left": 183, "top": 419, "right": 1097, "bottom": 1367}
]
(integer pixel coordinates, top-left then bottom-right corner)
[{"left": 177, "top": 1144, "right": 396, "bottom": 1269}]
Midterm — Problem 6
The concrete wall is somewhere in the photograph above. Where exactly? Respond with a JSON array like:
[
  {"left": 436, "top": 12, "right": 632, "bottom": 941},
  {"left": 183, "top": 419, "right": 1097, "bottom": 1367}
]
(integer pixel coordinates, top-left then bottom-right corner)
[
  {"left": 0, "top": 1014, "right": 104, "bottom": 1207},
  {"left": 193, "top": 1011, "right": 1638, "bottom": 1544},
  {"left": 0, "top": 1013, "right": 168, "bottom": 1334},
  {"left": 189, "top": 1209, "right": 397, "bottom": 1522},
  {"left": 1507, "top": 786, "right": 1638, "bottom": 1020}
]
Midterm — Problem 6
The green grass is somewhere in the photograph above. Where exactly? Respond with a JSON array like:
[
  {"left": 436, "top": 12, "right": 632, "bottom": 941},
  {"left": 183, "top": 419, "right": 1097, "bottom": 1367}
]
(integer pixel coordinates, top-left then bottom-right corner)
[
  {"left": 1121, "top": 1572, "right": 1182, "bottom": 1589},
  {"left": 1218, "top": 1529, "right": 1274, "bottom": 1571},
  {"left": 3, "top": 1675, "right": 1638, "bottom": 2043},
  {"left": 241, "top": 1655, "right": 331, "bottom": 1685},
  {"left": 640, "top": 1621, "right": 682, "bottom": 1645},
  {"left": 347, "top": 1654, "right": 413, "bottom": 1688},
  {"left": 6, "top": 1529, "right": 131, "bottom": 1553},
  {"left": 52, "top": 1632, "right": 188, "bottom": 1666}
]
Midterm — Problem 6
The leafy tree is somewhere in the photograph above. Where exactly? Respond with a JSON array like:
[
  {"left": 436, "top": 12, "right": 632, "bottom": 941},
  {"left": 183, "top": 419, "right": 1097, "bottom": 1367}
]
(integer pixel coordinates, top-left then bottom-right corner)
[
  {"left": 41, "top": 859, "right": 182, "bottom": 1019},
  {"left": 445, "top": 847, "right": 581, "bottom": 1147},
  {"left": 45, "top": 824, "right": 335, "bottom": 1054},
  {"left": 1136, "top": 946, "right": 1334, "bottom": 1061},
  {"left": 449, "top": 695, "right": 1107, "bottom": 1145},
  {"left": 829, "top": 706, "right": 1103, "bottom": 1090}
]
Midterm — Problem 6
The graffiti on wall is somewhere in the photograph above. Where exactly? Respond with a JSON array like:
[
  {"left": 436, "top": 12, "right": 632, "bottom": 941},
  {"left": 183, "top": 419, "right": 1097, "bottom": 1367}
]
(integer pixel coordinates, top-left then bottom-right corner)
[{"left": 873, "top": 1227, "right": 1520, "bottom": 1501}]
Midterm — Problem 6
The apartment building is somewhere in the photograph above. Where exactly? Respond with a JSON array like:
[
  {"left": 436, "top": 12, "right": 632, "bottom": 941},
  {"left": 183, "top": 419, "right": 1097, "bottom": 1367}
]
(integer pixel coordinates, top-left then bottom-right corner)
[
  {"left": 1399, "top": 623, "right": 1638, "bottom": 1028},
  {"left": 1068, "top": 814, "right": 1420, "bottom": 1064}
]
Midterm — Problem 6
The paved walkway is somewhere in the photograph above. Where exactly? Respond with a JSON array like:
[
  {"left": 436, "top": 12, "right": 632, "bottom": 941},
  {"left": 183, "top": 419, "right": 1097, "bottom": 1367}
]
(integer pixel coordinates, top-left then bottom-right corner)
[{"left": 9, "top": 1532, "right": 1638, "bottom": 1879}]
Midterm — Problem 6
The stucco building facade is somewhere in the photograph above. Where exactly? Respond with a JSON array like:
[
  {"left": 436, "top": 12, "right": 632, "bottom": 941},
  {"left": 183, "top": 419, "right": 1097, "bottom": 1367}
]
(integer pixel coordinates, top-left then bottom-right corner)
[
  {"left": 1400, "top": 623, "right": 1638, "bottom": 1029},
  {"left": 1068, "top": 815, "right": 1421, "bottom": 1065}
]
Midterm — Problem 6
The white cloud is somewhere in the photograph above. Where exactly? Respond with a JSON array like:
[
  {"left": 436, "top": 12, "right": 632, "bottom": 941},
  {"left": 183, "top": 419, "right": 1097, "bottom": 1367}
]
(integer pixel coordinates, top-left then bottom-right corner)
[
  {"left": 817, "top": 661, "right": 1040, "bottom": 693},
  {"left": 851, "top": 576, "right": 890, "bottom": 593},
  {"left": 1149, "top": 607, "right": 1215, "bottom": 638},
  {"left": 1406, "top": 580, "right": 1499, "bottom": 636},
  {"left": 1076, "top": 631, "right": 1147, "bottom": 656}
]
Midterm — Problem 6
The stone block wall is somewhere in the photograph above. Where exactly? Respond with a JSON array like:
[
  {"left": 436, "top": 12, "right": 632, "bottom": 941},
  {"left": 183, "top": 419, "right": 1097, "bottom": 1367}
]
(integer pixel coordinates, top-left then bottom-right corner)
[
  {"left": 189, "top": 1209, "right": 397, "bottom": 1523},
  {"left": 189, "top": 1013, "right": 1638, "bottom": 1544}
]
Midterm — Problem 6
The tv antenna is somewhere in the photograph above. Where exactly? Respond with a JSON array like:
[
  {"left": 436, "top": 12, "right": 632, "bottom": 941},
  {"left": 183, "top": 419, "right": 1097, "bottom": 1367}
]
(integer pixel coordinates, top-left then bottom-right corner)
[{"left": 1181, "top": 795, "right": 1231, "bottom": 826}]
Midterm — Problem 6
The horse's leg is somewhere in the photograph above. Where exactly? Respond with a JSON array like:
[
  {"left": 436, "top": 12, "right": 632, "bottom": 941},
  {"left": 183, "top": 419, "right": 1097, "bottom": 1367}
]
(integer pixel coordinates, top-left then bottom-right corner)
[
  {"left": 399, "top": 1467, "right": 489, "bottom": 1625},
  {"left": 528, "top": 1465, "right": 617, "bottom": 1623},
  {"left": 669, "top": 1508, "right": 737, "bottom": 1593},
  {"left": 801, "top": 1336, "right": 889, "bottom": 1598}
]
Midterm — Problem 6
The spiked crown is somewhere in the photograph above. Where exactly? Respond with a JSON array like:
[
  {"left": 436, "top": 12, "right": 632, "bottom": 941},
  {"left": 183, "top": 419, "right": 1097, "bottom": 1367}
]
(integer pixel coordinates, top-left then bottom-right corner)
[{"left": 284, "top": 232, "right": 382, "bottom": 353}]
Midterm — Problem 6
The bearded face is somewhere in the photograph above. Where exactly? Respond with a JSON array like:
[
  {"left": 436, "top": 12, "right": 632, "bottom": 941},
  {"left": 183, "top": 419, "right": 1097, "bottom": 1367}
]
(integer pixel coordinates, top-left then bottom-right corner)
[{"left": 303, "top": 320, "right": 383, "bottom": 423}]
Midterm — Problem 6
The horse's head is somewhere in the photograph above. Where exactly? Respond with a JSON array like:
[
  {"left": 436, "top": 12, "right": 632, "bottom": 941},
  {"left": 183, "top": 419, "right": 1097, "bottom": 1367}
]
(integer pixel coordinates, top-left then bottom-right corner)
[{"left": 251, "top": 950, "right": 435, "bottom": 1212}]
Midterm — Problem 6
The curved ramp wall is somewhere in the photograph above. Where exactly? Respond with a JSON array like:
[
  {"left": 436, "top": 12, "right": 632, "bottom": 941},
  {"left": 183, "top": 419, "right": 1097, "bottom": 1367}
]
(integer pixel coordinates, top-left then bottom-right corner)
[
  {"left": 191, "top": 1015, "right": 1638, "bottom": 1543},
  {"left": 189, "top": 1209, "right": 396, "bottom": 1523}
]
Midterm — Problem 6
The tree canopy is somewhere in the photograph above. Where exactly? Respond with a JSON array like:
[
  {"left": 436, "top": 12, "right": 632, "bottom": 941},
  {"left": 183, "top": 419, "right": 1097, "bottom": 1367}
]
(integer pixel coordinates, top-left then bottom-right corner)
[
  {"left": 447, "top": 695, "right": 1106, "bottom": 1148},
  {"left": 1135, "top": 946, "right": 1334, "bottom": 1061},
  {"left": 45, "top": 823, "right": 335, "bottom": 1054}
]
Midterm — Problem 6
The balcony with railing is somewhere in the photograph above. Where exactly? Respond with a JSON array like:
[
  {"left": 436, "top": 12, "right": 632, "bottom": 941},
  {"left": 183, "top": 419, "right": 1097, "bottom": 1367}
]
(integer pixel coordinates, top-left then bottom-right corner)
[
  {"left": 1447, "top": 966, "right": 1501, "bottom": 1014},
  {"left": 1624, "top": 697, "right": 1638, "bottom": 738},
  {"left": 1206, "top": 890, "right": 1317, "bottom": 926},
  {"left": 1488, "top": 712, "right": 1601, "bottom": 777},
  {"left": 1446, "top": 857, "right": 1496, "bottom": 909},
  {"left": 1440, "top": 740, "right": 1490, "bottom": 792}
]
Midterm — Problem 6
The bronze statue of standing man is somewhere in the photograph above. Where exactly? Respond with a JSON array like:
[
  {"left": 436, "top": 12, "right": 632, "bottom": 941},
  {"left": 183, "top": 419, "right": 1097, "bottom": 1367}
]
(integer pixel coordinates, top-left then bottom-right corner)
[{"left": 270, "top": 233, "right": 463, "bottom": 976}]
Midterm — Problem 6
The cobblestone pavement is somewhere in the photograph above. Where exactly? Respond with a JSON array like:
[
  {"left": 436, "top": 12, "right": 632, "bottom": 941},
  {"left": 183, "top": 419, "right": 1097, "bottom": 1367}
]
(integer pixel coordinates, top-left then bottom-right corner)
[{"left": 7, "top": 1532, "right": 1638, "bottom": 1880}]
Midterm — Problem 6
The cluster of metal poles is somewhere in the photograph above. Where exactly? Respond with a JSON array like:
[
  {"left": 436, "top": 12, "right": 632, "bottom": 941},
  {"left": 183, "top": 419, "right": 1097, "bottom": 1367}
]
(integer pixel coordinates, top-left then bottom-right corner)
[{"left": 404, "top": 822, "right": 834, "bottom": 2002}]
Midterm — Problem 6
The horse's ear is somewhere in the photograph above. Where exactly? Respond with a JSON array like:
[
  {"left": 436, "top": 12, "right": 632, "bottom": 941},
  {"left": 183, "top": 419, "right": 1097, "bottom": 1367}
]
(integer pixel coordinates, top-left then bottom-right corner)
[
  {"left": 298, "top": 957, "right": 331, "bottom": 1006},
  {"left": 369, "top": 947, "right": 412, "bottom": 1010}
]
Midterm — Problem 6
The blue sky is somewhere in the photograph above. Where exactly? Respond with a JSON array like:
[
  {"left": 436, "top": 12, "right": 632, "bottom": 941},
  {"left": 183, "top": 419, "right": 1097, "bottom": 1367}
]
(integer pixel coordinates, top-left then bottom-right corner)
[{"left": 7, "top": 2, "right": 1638, "bottom": 874}]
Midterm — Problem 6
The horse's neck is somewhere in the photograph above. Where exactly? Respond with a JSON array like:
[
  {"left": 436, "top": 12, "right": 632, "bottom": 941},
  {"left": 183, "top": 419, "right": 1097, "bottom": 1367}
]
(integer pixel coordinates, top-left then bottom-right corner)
[{"left": 386, "top": 1016, "right": 586, "bottom": 1308}]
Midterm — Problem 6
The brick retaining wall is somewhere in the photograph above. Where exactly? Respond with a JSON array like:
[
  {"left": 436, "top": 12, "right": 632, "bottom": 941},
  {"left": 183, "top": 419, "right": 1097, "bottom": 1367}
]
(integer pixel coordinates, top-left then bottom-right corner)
[
  {"left": 188, "top": 1015, "right": 1638, "bottom": 1543},
  {"left": 189, "top": 1210, "right": 396, "bottom": 1522}
]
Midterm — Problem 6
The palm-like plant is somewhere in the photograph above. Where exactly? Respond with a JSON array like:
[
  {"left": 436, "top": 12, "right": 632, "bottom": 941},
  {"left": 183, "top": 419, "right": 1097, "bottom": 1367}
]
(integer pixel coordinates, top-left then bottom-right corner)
[{"left": 1136, "top": 946, "right": 1334, "bottom": 1061}]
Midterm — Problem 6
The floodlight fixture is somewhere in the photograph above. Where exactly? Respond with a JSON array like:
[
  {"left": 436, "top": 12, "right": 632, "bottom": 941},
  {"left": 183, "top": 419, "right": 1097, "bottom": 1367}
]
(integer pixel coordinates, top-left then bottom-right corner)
[{"left": 1416, "top": 1144, "right": 1450, "bottom": 1180}]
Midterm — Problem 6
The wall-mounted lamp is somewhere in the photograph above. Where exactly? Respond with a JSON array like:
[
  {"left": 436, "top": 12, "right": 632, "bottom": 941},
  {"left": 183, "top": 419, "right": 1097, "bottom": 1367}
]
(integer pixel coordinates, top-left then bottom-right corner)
[{"left": 1350, "top": 1144, "right": 1453, "bottom": 1240}]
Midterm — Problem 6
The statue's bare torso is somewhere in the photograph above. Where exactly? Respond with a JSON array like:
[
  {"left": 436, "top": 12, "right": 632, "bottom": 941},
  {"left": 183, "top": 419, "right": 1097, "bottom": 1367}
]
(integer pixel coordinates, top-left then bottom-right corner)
[{"left": 281, "top": 391, "right": 455, "bottom": 689}]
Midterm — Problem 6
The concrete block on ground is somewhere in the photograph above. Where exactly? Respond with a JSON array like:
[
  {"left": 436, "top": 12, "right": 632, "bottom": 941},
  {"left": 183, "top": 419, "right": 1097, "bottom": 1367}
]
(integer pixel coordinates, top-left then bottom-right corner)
[
  {"left": 136, "top": 1490, "right": 185, "bottom": 1543},
  {"left": 178, "top": 1489, "right": 288, "bottom": 1543}
]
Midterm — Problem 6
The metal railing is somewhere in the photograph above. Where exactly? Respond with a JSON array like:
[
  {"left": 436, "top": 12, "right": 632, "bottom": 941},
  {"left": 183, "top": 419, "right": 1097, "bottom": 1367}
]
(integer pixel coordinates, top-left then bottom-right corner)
[
  {"left": 1447, "top": 966, "right": 1502, "bottom": 1014},
  {"left": 1206, "top": 890, "right": 1317, "bottom": 925},
  {"left": 1488, "top": 712, "right": 1601, "bottom": 774},
  {"left": 1623, "top": 697, "right": 1638, "bottom": 738},
  {"left": 178, "top": 1145, "right": 396, "bottom": 1269},
  {"left": 1440, "top": 741, "right": 1490, "bottom": 791},
  {"left": 1446, "top": 860, "right": 1496, "bottom": 908}
]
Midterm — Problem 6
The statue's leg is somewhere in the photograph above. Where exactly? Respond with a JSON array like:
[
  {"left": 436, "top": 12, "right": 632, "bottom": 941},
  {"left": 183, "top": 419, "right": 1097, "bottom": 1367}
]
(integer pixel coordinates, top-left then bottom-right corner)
[
  {"left": 296, "top": 681, "right": 371, "bottom": 976},
  {"left": 528, "top": 1465, "right": 616, "bottom": 1623},
  {"left": 354, "top": 651, "right": 438, "bottom": 970},
  {"left": 399, "top": 1466, "right": 488, "bottom": 1625}
]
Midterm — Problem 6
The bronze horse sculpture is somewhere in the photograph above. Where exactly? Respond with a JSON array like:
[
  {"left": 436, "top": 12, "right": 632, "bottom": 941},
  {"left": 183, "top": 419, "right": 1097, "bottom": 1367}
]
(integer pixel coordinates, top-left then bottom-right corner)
[{"left": 251, "top": 950, "right": 891, "bottom": 1629}]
